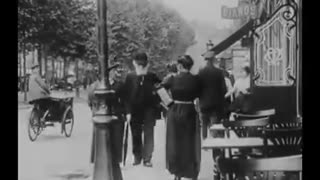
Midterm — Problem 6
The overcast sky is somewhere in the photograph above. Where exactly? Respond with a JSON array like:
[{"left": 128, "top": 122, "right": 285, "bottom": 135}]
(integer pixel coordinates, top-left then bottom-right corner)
[{"left": 162, "top": 0, "right": 238, "bottom": 28}]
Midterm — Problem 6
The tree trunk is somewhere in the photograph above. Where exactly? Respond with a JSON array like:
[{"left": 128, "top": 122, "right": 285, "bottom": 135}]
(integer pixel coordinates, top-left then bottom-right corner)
[
  {"left": 75, "top": 58, "right": 80, "bottom": 97},
  {"left": 19, "top": 53, "right": 22, "bottom": 92},
  {"left": 60, "top": 61, "right": 63, "bottom": 79},
  {"left": 56, "top": 60, "right": 59, "bottom": 79},
  {"left": 51, "top": 57, "right": 55, "bottom": 85},
  {"left": 23, "top": 43, "right": 27, "bottom": 102},
  {"left": 32, "top": 46, "right": 35, "bottom": 64},
  {"left": 19, "top": 53, "right": 22, "bottom": 78},
  {"left": 58, "top": 61, "right": 60, "bottom": 79},
  {"left": 38, "top": 46, "right": 42, "bottom": 76},
  {"left": 44, "top": 46, "right": 48, "bottom": 83},
  {"left": 63, "top": 58, "right": 67, "bottom": 78}
]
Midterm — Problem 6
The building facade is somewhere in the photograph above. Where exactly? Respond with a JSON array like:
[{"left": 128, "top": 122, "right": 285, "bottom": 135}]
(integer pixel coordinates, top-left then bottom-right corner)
[
  {"left": 210, "top": 0, "right": 302, "bottom": 122},
  {"left": 250, "top": 0, "right": 302, "bottom": 122}
]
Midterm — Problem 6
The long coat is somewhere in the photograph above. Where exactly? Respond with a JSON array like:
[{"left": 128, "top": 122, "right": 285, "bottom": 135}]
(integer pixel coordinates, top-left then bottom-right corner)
[
  {"left": 28, "top": 73, "right": 50, "bottom": 102},
  {"left": 121, "top": 71, "right": 162, "bottom": 123},
  {"left": 198, "top": 64, "right": 227, "bottom": 115}
]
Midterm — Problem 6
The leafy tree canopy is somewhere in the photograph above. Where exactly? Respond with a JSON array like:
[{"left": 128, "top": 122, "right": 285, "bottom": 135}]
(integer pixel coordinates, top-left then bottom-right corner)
[{"left": 18, "top": 0, "right": 196, "bottom": 78}]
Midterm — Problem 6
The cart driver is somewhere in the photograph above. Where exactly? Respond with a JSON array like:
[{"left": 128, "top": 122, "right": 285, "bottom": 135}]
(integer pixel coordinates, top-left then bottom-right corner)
[{"left": 28, "top": 62, "right": 51, "bottom": 113}]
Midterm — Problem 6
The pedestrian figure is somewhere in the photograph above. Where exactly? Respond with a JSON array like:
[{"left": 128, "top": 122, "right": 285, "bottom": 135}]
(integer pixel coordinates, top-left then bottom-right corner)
[
  {"left": 162, "top": 55, "right": 201, "bottom": 180},
  {"left": 122, "top": 52, "right": 161, "bottom": 167},
  {"left": 228, "top": 70, "right": 235, "bottom": 86},
  {"left": 28, "top": 62, "right": 51, "bottom": 115},
  {"left": 88, "top": 65, "right": 126, "bottom": 180},
  {"left": 225, "top": 65, "right": 253, "bottom": 114},
  {"left": 223, "top": 70, "right": 234, "bottom": 119},
  {"left": 198, "top": 51, "right": 227, "bottom": 180},
  {"left": 198, "top": 51, "right": 227, "bottom": 138}
]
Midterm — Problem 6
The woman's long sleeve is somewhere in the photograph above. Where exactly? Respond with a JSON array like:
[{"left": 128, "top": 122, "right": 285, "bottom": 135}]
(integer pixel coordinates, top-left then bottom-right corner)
[{"left": 161, "top": 74, "right": 173, "bottom": 90}]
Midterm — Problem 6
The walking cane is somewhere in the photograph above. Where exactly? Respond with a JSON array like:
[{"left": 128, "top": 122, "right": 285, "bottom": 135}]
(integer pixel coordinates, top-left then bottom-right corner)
[{"left": 122, "top": 117, "right": 129, "bottom": 166}]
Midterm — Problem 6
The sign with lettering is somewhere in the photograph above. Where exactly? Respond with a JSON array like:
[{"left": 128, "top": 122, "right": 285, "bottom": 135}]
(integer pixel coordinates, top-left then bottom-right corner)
[{"left": 221, "top": 5, "right": 258, "bottom": 19}]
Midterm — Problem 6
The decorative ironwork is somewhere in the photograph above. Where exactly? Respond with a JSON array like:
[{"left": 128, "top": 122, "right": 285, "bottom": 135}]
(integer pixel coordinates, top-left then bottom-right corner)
[
  {"left": 253, "top": 0, "right": 298, "bottom": 86},
  {"left": 264, "top": 48, "right": 282, "bottom": 66},
  {"left": 254, "top": 0, "right": 297, "bottom": 34}
]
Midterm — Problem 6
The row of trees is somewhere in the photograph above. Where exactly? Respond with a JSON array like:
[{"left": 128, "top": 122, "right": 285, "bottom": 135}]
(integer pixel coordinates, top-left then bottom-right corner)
[
  {"left": 18, "top": 0, "right": 196, "bottom": 100},
  {"left": 106, "top": 0, "right": 196, "bottom": 78},
  {"left": 18, "top": 0, "right": 97, "bottom": 99},
  {"left": 18, "top": 0, "right": 97, "bottom": 59}
]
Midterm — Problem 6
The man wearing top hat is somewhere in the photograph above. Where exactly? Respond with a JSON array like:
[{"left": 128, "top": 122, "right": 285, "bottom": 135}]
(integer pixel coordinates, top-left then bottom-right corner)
[{"left": 121, "top": 52, "right": 161, "bottom": 167}]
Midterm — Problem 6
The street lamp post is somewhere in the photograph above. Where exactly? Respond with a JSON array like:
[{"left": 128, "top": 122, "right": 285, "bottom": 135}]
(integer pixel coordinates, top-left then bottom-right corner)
[{"left": 92, "top": 0, "right": 122, "bottom": 179}]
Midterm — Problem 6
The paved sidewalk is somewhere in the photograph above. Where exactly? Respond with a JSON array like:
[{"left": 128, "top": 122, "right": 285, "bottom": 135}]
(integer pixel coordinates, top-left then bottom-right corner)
[{"left": 19, "top": 100, "right": 214, "bottom": 180}]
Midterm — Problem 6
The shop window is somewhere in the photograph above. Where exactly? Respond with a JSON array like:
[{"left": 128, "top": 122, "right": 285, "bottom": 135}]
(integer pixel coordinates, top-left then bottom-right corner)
[{"left": 253, "top": 1, "right": 297, "bottom": 86}]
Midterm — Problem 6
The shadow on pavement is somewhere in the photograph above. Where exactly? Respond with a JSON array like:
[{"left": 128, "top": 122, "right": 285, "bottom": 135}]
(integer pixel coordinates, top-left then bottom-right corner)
[
  {"left": 51, "top": 169, "right": 91, "bottom": 180},
  {"left": 36, "top": 134, "right": 67, "bottom": 142}
]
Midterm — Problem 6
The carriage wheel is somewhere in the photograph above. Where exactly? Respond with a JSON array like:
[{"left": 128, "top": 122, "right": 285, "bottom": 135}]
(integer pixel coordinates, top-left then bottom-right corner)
[
  {"left": 28, "top": 109, "right": 41, "bottom": 141},
  {"left": 62, "top": 108, "right": 74, "bottom": 137}
]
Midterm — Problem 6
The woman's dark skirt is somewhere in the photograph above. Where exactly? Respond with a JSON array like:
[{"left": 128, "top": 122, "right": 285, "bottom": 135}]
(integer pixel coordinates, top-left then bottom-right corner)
[{"left": 166, "top": 103, "right": 201, "bottom": 178}]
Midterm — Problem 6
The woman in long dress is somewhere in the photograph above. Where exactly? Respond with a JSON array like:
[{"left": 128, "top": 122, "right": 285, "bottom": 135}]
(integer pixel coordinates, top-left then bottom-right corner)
[{"left": 162, "top": 55, "right": 201, "bottom": 180}]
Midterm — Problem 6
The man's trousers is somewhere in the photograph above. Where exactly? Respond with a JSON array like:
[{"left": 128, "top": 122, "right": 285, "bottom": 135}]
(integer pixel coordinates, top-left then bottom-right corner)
[{"left": 130, "top": 108, "right": 156, "bottom": 163}]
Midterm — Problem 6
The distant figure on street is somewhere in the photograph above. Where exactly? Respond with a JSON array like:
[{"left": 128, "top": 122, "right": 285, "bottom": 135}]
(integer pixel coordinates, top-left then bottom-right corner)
[
  {"left": 166, "top": 62, "right": 178, "bottom": 76},
  {"left": 162, "top": 55, "right": 201, "bottom": 180},
  {"left": 198, "top": 51, "right": 227, "bottom": 180},
  {"left": 224, "top": 71, "right": 233, "bottom": 100},
  {"left": 225, "top": 65, "right": 252, "bottom": 113},
  {"left": 228, "top": 70, "right": 235, "bottom": 86},
  {"left": 198, "top": 51, "right": 227, "bottom": 139},
  {"left": 223, "top": 70, "right": 233, "bottom": 119},
  {"left": 122, "top": 52, "right": 161, "bottom": 167}
]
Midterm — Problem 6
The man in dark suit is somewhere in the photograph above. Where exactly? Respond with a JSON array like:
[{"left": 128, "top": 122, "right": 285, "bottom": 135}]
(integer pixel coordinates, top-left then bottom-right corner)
[
  {"left": 122, "top": 52, "right": 161, "bottom": 167},
  {"left": 198, "top": 51, "right": 227, "bottom": 139},
  {"left": 198, "top": 51, "right": 227, "bottom": 180}
]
